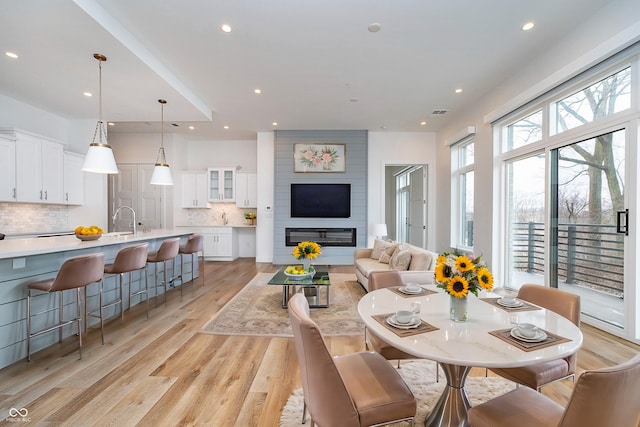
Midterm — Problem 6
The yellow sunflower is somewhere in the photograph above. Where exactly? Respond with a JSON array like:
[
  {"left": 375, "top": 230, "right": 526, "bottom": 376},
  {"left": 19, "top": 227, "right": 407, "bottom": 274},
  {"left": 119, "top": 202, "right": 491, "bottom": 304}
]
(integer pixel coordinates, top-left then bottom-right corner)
[
  {"left": 477, "top": 267, "right": 494, "bottom": 290},
  {"left": 447, "top": 276, "right": 469, "bottom": 298},
  {"left": 455, "top": 255, "right": 474, "bottom": 273},
  {"left": 435, "top": 262, "right": 452, "bottom": 283}
]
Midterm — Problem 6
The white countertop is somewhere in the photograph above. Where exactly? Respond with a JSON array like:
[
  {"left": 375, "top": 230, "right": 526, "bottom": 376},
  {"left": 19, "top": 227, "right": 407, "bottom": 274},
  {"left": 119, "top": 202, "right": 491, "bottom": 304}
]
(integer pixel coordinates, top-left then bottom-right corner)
[
  {"left": 358, "top": 285, "right": 583, "bottom": 369},
  {"left": 0, "top": 229, "right": 193, "bottom": 259}
]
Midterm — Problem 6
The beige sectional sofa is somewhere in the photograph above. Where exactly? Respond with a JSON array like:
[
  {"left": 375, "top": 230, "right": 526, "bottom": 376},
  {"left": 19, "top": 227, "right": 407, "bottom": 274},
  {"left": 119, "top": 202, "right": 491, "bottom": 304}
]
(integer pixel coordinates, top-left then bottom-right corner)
[{"left": 354, "top": 239, "right": 438, "bottom": 291}]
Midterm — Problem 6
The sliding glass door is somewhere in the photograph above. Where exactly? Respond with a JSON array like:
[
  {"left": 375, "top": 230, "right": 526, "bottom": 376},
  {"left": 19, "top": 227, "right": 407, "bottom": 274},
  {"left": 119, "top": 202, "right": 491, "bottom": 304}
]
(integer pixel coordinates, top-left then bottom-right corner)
[{"left": 551, "top": 130, "right": 626, "bottom": 328}]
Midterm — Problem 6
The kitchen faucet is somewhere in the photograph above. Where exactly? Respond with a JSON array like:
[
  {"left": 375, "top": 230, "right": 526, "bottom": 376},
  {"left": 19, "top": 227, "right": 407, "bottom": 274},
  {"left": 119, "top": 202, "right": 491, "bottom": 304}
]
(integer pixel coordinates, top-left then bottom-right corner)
[{"left": 112, "top": 205, "right": 137, "bottom": 234}]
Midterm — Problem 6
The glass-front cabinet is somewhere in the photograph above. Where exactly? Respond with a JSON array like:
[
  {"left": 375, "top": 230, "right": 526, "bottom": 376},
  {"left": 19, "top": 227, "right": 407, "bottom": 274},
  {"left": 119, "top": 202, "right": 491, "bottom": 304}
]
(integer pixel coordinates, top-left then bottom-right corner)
[{"left": 208, "top": 167, "right": 235, "bottom": 202}]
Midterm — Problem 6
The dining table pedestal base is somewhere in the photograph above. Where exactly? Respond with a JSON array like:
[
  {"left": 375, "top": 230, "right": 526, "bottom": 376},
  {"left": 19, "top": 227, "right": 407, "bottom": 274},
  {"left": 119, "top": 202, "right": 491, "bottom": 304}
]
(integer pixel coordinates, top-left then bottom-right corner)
[{"left": 424, "top": 363, "right": 472, "bottom": 427}]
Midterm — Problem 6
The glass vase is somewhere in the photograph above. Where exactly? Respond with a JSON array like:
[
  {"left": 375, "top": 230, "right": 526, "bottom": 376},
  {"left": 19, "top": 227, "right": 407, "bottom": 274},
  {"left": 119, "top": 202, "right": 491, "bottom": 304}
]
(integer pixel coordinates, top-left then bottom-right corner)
[
  {"left": 302, "top": 258, "right": 311, "bottom": 272},
  {"left": 450, "top": 295, "right": 468, "bottom": 322}
]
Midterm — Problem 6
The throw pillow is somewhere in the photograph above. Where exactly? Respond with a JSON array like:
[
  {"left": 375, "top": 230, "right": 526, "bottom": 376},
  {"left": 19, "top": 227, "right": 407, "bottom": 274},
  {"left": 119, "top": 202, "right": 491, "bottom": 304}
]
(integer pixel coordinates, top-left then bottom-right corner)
[
  {"left": 370, "top": 239, "right": 392, "bottom": 260},
  {"left": 390, "top": 249, "right": 412, "bottom": 271},
  {"left": 378, "top": 244, "right": 399, "bottom": 264}
]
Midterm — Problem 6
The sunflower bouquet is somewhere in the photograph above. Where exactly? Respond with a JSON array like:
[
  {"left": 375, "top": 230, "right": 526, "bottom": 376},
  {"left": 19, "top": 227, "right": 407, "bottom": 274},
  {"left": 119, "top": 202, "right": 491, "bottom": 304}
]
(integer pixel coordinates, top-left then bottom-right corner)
[
  {"left": 292, "top": 241, "right": 322, "bottom": 260},
  {"left": 434, "top": 252, "right": 494, "bottom": 298}
]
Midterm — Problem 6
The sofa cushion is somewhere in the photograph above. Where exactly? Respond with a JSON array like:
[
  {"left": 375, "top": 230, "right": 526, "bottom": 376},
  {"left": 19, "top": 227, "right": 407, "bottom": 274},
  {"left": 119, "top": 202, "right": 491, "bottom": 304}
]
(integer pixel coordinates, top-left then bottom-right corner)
[
  {"left": 389, "top": 249, "right": 411, "bottom": 271},
  {"left": 378, "top": 244, "right": 399, "bottom": 264},
  {"left": 356, "top": 257, "right": 393, "bottom": 275},
  {"left": 371, "top": 239, "right": 391, "bottom": 260},
  {"left": 408, "top": 249, "right": 435, "bottom": 271}
]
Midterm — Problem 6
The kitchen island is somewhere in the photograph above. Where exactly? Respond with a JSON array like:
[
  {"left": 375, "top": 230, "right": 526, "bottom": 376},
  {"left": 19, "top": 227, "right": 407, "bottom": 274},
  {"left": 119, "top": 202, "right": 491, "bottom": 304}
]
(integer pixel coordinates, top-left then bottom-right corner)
[{"left": 0, "top": 229, "right": 194, "bottom": 369}]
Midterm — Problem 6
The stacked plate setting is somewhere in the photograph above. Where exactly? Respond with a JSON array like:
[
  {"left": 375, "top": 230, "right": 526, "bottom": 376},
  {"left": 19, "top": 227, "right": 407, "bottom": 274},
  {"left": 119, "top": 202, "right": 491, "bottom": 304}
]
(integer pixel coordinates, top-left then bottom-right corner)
[
  {"left": 386, "top": 314, "right": 421, "bottom": 329},
  {"left": 397, "top": 284, "right": 423, "bottom": 295},
  {"left": 496, "top": 297, "right": 524, "bottom": 308}
]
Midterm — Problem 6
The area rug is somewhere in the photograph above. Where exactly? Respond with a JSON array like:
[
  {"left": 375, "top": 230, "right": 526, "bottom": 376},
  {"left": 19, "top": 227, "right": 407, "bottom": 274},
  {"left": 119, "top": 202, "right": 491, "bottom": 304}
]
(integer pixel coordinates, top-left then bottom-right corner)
[
  {"left": 279, "top": 361, "right": 515, "bottom": 426},
  {"left": 200, "top": 272, "right": 366, "bottom": 337}
]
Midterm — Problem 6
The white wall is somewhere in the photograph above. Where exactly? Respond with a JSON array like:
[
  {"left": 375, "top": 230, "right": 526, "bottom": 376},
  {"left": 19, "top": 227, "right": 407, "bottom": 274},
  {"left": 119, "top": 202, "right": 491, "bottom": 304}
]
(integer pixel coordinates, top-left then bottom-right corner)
[
  {"left": 256, "top": 132, "right": 275, "bottom": 263},
  {"left": 434, "top": 0, "right": 640, "bottom": 271},
  {"left": 368, "top": 131, "right": 437, "bottom": 249}
]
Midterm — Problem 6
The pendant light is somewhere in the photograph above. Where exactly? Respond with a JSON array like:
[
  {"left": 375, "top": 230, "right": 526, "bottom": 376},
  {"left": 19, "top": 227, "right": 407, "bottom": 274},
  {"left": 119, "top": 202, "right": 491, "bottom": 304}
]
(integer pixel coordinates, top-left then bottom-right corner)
[
  {"left": 150, "top": 99, "right": 174, "bottom": 185},
  {"left": 82, "top": 53, "right": 118, "bottom": 174}
]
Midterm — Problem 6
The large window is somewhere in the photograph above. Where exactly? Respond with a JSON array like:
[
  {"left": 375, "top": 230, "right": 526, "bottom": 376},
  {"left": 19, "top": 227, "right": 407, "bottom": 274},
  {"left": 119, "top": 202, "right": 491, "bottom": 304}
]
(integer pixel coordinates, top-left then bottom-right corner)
[
  {"left": 451, "top": 136, "right": 475, "bottom": 249},
  {"left": 495, "top": 54, "right": 638, "bottom": 338}
]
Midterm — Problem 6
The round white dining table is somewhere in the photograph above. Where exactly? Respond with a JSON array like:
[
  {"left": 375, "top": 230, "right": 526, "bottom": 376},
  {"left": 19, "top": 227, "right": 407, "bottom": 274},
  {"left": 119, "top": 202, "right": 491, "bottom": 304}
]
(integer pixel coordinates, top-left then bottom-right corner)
[{"left": 357, "top": 285, "right": 583, "bottom": 427}]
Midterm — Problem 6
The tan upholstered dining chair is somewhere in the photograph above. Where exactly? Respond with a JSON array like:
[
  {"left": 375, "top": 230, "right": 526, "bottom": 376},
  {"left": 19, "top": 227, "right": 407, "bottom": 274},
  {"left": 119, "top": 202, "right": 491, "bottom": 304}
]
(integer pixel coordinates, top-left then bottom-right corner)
[
  {"left": 489, "top": 284, "right": 580, "bottom": 391},
  {"left": 469, "top": 353, "right": 640, "bottom": 427},
  {"left": 365, "top": 271, "right": 438, "bottom": 381},
  {"left": 288, "top": 293, "right": 417, "bottom": 427}
]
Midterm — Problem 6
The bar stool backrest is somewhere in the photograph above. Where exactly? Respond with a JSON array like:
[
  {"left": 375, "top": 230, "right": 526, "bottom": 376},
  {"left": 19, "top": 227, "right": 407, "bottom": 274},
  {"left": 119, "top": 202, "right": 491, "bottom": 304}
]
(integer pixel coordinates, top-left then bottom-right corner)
[
  {"left": 154, "top": 238, "right": 180, "bottom": 262},
  {"left": 181, "top": 234, "right": 204, "bottom": 254},
  {"left": 110, "top": 243, "right": 149, "bottom": 273},
  {"left": 50, "top": 253, "right": 105, "bottom": 291}
]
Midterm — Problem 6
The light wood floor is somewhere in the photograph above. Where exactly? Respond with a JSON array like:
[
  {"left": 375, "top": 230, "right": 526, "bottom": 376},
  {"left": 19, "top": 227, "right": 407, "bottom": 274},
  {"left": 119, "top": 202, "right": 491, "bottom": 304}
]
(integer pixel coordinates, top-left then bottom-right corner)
[{"left": 1, "top": 259, "right": 638, "bottom": 426}]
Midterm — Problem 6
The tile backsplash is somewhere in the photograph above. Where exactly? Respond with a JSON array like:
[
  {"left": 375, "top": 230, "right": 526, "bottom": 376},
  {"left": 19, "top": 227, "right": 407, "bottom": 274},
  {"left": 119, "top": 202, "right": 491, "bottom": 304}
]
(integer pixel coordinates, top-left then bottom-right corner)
[
  {"left": 183, "top": 204, "right": 256, "bottom": 226},
  {"left": 0, "top": 202, "right": 69, "bottom": 235}
]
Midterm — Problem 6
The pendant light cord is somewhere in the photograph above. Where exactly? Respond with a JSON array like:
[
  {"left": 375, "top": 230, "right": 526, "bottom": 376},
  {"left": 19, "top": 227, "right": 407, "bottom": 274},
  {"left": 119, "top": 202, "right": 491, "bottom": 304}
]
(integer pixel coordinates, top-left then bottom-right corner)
[{"left": 92, "top": 54, "right": 108, "bottom": 145}]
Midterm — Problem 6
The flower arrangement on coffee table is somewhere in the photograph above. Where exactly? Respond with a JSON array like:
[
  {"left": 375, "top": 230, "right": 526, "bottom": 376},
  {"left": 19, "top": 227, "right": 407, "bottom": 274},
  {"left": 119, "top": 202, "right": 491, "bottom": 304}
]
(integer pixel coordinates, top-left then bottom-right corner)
[{"left": 292, "top": 241, "right": 322, "bottom": 261}]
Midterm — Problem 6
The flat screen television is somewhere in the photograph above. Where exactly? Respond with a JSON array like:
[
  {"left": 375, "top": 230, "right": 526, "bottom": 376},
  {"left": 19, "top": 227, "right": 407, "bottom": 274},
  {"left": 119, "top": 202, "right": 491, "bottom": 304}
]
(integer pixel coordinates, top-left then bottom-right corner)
[{"left": 291, "top": 183, "right": 351, "bottom": 218}]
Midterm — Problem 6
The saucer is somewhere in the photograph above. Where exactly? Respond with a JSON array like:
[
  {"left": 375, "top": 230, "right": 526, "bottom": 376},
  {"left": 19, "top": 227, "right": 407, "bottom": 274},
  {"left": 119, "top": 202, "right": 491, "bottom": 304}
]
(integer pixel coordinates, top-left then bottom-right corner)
[
  {"left": 510, "top": 327, "right": 547, "bottom": 342},
  {"left": 497, "top": 298, "right": 524, "bottom": 308},
  {"left": 398, "top": 286, "right": 423, "bottom": 295},
  {"left": 387, "top": 315, "right": 421, "bottom": 329}
]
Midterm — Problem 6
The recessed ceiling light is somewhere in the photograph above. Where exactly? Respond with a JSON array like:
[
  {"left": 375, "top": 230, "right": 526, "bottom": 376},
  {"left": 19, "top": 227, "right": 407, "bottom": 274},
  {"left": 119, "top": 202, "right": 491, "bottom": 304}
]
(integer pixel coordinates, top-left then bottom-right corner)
[
  {"left": 349, "top": 98, "right": 359, "bottom": 102},
  {"left": 368, "top": 23, "right": 381, "bottom": 33},
  {"left": 522, "top": 22, "right": 535, "bottom": 31},
  {"left": 188, "top": 126, "right": 195, "bottom": 130},
  {"left": 107, "top": 122, "right": 114, "bottom": 126},
  {"left": 223, "top": 125, "right": 229, "bottom": 129},
  {"left": 254, "top": 89, "right": 262, "bottom": 94},
  {"left": 380, "top": 125, "right": 387, "bottom": 130},
  {"left": 420, "top": 121, "right": 427, "bottom": 126},
  {"left": 221, "top": 24, "right": 232, "bottom": 33},
  {"left": 272, "top": 122, "right": 278, "bottom": 126},
  {"left": 5, "top": 51, "right": 18, "bottom": 59},
  {"left": 83, "top": 92, "right": 92, "bottom": 97},
  {"left": 455, "top": 88, "right": 463, "bottom": 94}
]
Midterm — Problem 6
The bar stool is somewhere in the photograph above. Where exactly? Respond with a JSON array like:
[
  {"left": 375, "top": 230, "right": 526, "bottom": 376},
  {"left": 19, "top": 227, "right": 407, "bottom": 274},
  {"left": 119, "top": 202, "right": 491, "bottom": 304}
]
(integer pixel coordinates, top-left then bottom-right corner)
[
  {"left": 178, "top": 234, "right": 205, "bottom": 297},
  {"left": 87, "top": 243, "right": 149, "bottom": 344},
  {"left": 146, "top": 237, "right": 180, "bottom": 305},
  {"left": 26, "top": 253, "right": 105, "bottom": 362}
]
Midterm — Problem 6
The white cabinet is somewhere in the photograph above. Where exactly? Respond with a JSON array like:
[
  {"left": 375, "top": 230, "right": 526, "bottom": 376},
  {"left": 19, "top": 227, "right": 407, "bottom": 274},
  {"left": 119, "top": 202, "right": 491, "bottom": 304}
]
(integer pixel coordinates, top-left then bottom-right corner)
[
  {"left": 13, "top": 131, "right": 64, "bottom": 204},
  {"left": 181, "top": 171, "right": 209, "bottom": 208},
  {"left": 0, "top": 136, "right": 16, "bottom": 201},
  {"left": 63, "top": 152, "right": 84, "bottom": 205},
  {"left": 235, "top": 172, "right": 257, "bottom": 208},
  {"left": 208, "top": 168, "right": 235, "bottom": 202},
  {"left": 180, "top": 227, "right": 238, "bottom": 260}
]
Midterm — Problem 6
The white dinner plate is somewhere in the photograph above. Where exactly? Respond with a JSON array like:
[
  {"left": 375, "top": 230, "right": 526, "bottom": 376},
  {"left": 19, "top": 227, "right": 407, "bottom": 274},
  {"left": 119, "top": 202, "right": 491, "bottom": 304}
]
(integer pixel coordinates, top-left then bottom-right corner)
[
  {"left": 497, "top": 298, "right": 524, "bottom": 308},
  {"left": 398, "top": 286, "right": 423, "bottom": 295},
  {"left": 387, "top": 315, "right": 421, "bottom": 329},
  {"left": 510, "top": 327, "right": 547, "bottom": 343}
]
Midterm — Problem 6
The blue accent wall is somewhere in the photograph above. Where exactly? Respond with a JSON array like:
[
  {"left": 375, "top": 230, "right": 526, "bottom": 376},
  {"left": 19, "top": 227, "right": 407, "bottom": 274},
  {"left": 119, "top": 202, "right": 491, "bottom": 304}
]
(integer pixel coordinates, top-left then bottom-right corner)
[{"left": 273, "top": 130, "right": 367, "bottom": 265}]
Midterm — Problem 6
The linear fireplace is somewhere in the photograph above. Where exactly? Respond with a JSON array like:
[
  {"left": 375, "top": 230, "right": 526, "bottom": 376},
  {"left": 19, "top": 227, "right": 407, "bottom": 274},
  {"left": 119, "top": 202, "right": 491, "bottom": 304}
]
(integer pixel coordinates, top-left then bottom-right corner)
[{"left": 286, "top": 227, "right": 357, "bottom": 247}]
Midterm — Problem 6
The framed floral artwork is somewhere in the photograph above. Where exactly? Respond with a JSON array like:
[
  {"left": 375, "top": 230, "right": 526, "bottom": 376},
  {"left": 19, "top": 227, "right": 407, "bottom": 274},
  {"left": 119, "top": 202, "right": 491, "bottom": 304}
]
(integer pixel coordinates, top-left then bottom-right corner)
[{"left": 294, "top": 143, "right": 346, "bottom": 172}]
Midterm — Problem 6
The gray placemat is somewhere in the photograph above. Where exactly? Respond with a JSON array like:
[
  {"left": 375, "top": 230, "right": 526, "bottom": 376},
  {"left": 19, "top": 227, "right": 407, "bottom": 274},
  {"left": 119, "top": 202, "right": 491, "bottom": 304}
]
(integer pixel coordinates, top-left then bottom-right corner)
[
  {"left": 480, "top": 297, "right": 541, "bottom": 312},
  {"left": 372, "top": 313, "right": 439, "bottom": 337}
]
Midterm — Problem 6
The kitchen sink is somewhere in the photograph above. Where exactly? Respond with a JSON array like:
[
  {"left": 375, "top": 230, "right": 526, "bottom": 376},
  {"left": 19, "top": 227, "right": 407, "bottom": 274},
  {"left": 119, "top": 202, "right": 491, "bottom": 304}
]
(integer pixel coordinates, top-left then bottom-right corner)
[{"left": 102, "top": 231, "right": 134, "bottom": 237}]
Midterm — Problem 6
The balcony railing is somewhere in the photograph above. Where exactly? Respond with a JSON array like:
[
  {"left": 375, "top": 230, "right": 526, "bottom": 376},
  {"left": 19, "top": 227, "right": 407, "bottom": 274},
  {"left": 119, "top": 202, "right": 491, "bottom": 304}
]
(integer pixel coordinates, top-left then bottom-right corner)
[{"left": 512, "top": 222, "right": 624, "bottom": 297}]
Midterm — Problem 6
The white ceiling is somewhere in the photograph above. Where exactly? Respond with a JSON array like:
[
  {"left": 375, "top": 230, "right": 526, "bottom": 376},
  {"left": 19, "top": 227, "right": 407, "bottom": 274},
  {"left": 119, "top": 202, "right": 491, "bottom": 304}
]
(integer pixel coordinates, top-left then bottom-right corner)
[{"left": 0, "top": 0, "right": 614, "bottom": 140}]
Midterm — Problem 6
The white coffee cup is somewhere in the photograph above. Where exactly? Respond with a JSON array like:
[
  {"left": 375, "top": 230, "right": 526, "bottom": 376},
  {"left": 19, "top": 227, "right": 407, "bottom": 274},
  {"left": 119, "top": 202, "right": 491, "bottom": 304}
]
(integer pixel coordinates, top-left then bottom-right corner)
[
  {"left": 406, "top": 283, "right": 421, "bottom": 292},
  {"left": 517, "top": 323, "right": 539, "bottom": 338},
  {"left": 395, "top": 310, "right": 414, "bottom": 324},
  {"left": 501, "top": 296, "right": 517, "bottom": 304}
]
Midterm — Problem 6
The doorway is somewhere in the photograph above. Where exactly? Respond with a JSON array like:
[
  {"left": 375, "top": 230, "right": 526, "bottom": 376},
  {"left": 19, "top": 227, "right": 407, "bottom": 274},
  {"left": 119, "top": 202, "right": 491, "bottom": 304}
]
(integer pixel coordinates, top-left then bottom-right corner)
[
  {"left": 385, "top": 164, "right": 427, "bottom": 247},
  {"left": 109, "top": 164, "right": 169, "bottom": 232}
]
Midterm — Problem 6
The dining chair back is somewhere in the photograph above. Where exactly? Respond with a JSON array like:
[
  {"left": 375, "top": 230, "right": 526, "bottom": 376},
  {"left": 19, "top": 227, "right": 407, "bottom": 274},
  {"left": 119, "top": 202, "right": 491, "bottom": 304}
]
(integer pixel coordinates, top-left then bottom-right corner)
[
  {"left": 490, "top": 284, "right": 580, "bottom": 391},
  {"left": 288, "top": 293, "right": 416, "bottom": 427},
  {"left": 469, "top": 353, "right": 640, "bottom": 427},
  {"left": 367, "top": 271, "right": 416, "bottom": 363}
]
